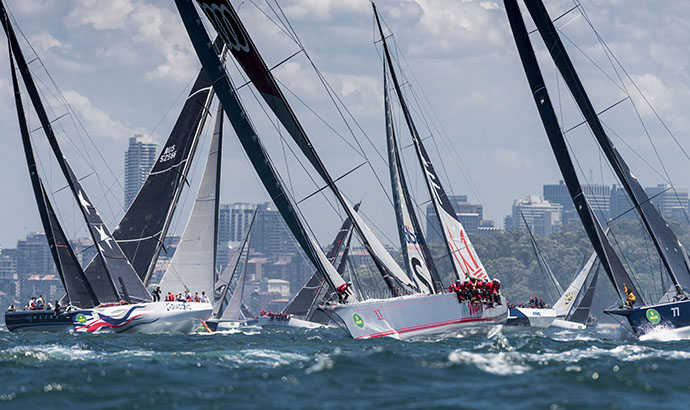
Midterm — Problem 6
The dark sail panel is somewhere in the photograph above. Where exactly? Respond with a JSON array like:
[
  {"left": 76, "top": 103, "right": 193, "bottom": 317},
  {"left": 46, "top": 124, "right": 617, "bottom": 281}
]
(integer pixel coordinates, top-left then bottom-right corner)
[
  {"left": 112, "top": 67, "right": 215, "bottom": 284},
  {"left": 9, "top": 46, "right": 100, "bottom": 308},
  {"left": 524, "top": 0, "right": 690, "bottom": 292},
  {"left": 569, "top": 267, "right": 599, "bottom": 323},
  {"left": 504, "top": 0, "right": 643, "bottom": 302},
  {"left": 1, "top": 5, "right": 151, "bottom": 304}
]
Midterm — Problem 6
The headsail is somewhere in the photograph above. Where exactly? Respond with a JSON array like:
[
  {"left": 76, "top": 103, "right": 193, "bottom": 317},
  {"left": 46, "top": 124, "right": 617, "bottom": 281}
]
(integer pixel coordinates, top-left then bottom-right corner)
[
  {"left": 373, "top": 3, "right": 487, "bottom": 282},
  {"left": 191, "top": 0, "right": 417, "bottom": 296},
  {"left": 384, "top": 66, "right": 440, "bottom": 294},
  {"left": 523, "top": 0, "right": 690, "bottom": 294},
  {"left": 220, "top": 221, "right": 253, "bottom": 322},
  {"left": 8, "top": 45, "right": 100, "bottom": 308},
  {"left": 175, "top": 0, "right": 353, "bottom": 299},
  {"left": 1, "top": 6, "right": 151, "bottom": 304},
  {"left": 503, "top": 0, "right": 643, "bottom": 302},
  {"left": 568, "top": 267, "right": 599, "bottom": 324},
  {"left": 158, "top": 102, "right": 223, "bottom": 298}
]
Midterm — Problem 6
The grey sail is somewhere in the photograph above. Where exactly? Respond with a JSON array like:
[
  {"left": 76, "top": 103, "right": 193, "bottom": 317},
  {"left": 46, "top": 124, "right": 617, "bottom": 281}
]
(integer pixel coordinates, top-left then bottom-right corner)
[
  {"left": 283, "top": 203, "right": 358, "bottom": 318},
  {"left": 158, "top": 102, "right": 223, "bottom": 299},
  {"left": 1, "top": 7, "right": 151, "bottom": 305},
  {"left": 521, "top": 211, "right": 564, "bottom": 296},
  {"left": 8, "top": 43, "right": 99, "bottom": 308},
  {"left": 373, "top": 3, "right": 489, "bottom": 282},
  {"left": 384, "top": 66, "right": 440, "bottom": 294},
  {"left": 568, "top": 267, "right": 599, "bottom": 324},
  {"left": 503, "top": 0, "right": 643, "bottom": 303},
  {"left": 220, "top": 235, "right": 251, "bottom": 321},
  {"left": 214, "top": 208, "right": 257, "bottom": 319},
  {"left": 175, "top": 0, "right": 353, "bottom": 298},
  {"left": 192, "top": 0, "right": 417, "bottom": 296},
  {"left": 523, "top": 0, "right": 690, "bottom": 294}
]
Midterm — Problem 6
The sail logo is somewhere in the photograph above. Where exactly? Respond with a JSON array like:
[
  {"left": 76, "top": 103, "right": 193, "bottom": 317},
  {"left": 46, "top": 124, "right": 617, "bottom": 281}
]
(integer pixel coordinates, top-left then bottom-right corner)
[
  {"left": 75, "top": 313, "right": 87, "bottom": 324},
  {"left": 160, "top": 145, "right": 177, "bottom": 163},
  {"left": 646, "top": 308, "right": 661, "bottom": 324},
  {"left": 197, "top": 0, "right": 250, "bottom": 53},
  {"left": 352, "top": 313, "right": 364, "bottom": 328},
  {"left": 404, "top": 225, "right": 418, "bottom": 244}
]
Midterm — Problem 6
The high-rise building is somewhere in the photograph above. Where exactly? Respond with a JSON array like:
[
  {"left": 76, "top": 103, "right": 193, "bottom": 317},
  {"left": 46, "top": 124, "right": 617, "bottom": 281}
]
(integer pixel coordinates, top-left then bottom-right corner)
[
  {"left": 543, "top": 180, "right": 609, "bottom": 225},
  {"left": 217, "top": 203, "right": 257, "bottom": 270},
  {"left": 16, "top": 233, "right": 55, "bottom": 278},
  {"left": 505, "top": 196, "right": 562, "bottom": 237},
  {"left": 124, "top": 135, "right": 157, "bottom": 209}
]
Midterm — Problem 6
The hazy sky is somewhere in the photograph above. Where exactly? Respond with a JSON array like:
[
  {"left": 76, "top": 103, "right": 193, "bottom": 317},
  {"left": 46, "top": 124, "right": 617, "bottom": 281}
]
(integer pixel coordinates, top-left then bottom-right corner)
[{"left": 1, "top": 0, "right": 689, "bottom": 250}]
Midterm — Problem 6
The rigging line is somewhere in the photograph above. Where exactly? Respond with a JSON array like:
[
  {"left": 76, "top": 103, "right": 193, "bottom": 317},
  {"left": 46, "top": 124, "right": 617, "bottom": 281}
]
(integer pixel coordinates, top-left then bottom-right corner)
[
  {"left": 228, "top": 57, "right": 343, "bottom": 220},
  {"left": 562, "top": 96, "right": 630, "bottom": 134},
  {"left": 573, "top": 1, "right": 690, "bottom": 164},
  {"left": 272, "top": 5, "right": 397, "bottom": 210},
  {"left": 527, "top": 4, "right": 579, "bottom": 35},
  {"left": 234, "top": 48, "right": 304, "bottom": 91},
  {"left": 12, "top": 20, "right": 125, "bottom": 198},
  {"left": 247, "top": 0, "right": 298, "bottom": 44},
  {"left": 389, "top": 38, "right": 488, "bottom": 216},
  {"left": 607, "top": 187, "right": 674, "bottom": 223},
  {"left": 601, "top": 122, "right": 669, "bottom": 183},
  {"left": 28, "top": 112, "right": 69, "bottom": 134},
  {"left": 50, "top": 172, "right": 95, "bottom": 195},
  {"left": 297, "top": 162, "right": 368, "bottom": 204},
  {"left": 607, "top": 224, "right": 646, "bottom": 295}
]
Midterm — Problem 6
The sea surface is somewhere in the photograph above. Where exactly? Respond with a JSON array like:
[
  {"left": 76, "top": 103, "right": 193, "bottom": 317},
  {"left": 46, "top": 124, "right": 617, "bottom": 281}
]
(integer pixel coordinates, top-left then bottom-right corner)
[{"left": 0, "top": 324, "right": 687, "bottom": 409}]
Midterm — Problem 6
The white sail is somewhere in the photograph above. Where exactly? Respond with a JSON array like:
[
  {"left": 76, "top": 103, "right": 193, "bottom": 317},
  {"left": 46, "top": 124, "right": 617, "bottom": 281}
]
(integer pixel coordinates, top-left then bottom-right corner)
[
  {"left": 221, "top": 248, "right": 249, "bottom": 321},
  {"left": 158, "top": 103, "right": 222, "bottom": 298},
  {"left": 553, "top": 252, "right": 597, "bottom": 317},
  {"left": 343, "top": 198, "right": 418, "bottom": 291}
]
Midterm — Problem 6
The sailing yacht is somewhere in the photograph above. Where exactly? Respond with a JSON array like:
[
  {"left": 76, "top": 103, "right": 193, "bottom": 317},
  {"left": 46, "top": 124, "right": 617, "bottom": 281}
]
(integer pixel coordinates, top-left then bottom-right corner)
[
  {"left": 1, "top": 2, "right": 211, "bottom": 333},
  {"left": 174, "top": 0, "right": 506, "bottom": 339},
  {"left": 505, "top": 0, "right": 690, "bottom": 337}
]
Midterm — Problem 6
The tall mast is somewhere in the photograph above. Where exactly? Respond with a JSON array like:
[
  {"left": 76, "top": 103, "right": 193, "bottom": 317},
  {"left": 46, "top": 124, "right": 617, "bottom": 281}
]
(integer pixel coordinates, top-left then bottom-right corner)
[
  {"left": 384, "top": 64, "right": 442, "bottom": 294},
  {"left": 503, "top": 0, "right": 642, "bottom": 302},
  {"left": 373, "top": 2, "right": 488, "bottom": 282},
  {"left": 8, "top": 44, "right": 100, "bottom": 308},
  {"left": 524, "top": 0, "right": 690, "bottom": 292},
  {"left": 174, "top": 0, "right": 353, "bottom": 298},
  {"left": 190, "top": 0, "right": 418, "bottom": 296},
  {"left": 1, "top": 3, "right": 151, "bottom": 304}
]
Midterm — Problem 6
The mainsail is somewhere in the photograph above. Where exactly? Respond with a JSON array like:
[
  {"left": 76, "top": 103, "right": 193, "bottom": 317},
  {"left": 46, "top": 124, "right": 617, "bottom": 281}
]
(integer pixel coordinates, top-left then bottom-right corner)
[
  {"left": 9, "top": 46, "right": 99, "bottom": 308},
  {"left": 109, "top": 59, "right": 216, "bottom": 285},
  {"left": 158, "top": 102, "right": 223, "bottom": 298},
  {"left": 373, "top": 3, "right": 488, "bottom": 282},
  {"left": 283, "top": 203, "right": 358, "bottom": 317},
  {"left": 384, "top": 66, "right": 440, "bottom": 294},
  {"left": 504, "top": 0, "right": 643, "bottom": 302},
  {"left": 2, "top": 6, "right": 151, "bottom": 304},
  {"left": 191, "top": 0, "right": 417, "bottom": 296},
  {"left": 175, "top": 0, "right": 352, "bottom": 298},
  {"left": 523, "top": 0, "right": 690, "bottom": 294}
]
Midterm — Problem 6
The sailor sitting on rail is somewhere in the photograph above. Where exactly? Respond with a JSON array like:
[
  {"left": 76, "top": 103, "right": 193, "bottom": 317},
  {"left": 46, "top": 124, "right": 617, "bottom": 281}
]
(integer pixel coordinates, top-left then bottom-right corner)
[{"left": 623, "top": 284, "right": 636, "bottom": 308}]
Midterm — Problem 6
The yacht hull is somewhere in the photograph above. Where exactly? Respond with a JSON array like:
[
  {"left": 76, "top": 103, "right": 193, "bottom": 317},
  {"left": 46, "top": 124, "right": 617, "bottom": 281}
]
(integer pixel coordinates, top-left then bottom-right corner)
[
  {"left": 4, "top": 310, "right": 74, "bottom": 332},
  {"left": 606, "top": 299, "right": 690, "bottom": 336},
  {"left": 323, "top": 293, "right": 507, "bottom": 339},
  {"left": 256, "top": 316, "right": 328, "bottom": 329},
  {"left": 550, "top": 318, "right": 587, "bottom": 330},
  {"left": 72, "top": 301, "right": 212, "bottom": 334},
  {"left": 506, "top": 308, "right": 556, "bottom": 328}
]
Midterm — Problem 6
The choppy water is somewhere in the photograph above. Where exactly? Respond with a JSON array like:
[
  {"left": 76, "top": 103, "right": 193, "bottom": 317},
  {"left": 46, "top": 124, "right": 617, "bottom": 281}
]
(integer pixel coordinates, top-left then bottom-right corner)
[{"left": 0, "top": 324, "right": 688, "bottom": 409}]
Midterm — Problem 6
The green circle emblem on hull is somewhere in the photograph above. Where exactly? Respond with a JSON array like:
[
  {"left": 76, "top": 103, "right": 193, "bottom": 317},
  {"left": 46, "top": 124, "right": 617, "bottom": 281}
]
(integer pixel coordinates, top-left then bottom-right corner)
[
  {"left": 352, "top": 313, "right": 364, "bottom": 328},
  {"left": 75, "top": 313, "right": 87, "bottom": 324},
  {"left": 646, "top": 308, "right": 661, "bottom": 324}
]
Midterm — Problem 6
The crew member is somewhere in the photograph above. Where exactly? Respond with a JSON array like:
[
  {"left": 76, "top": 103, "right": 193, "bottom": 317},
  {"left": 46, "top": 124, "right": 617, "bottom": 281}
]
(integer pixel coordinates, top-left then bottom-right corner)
[
  {"left": 623, "top": 284, "right": 636, "bottom": 308},
  {"left": 337, "top": 281, "right": 352, "bottom": 302}
]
